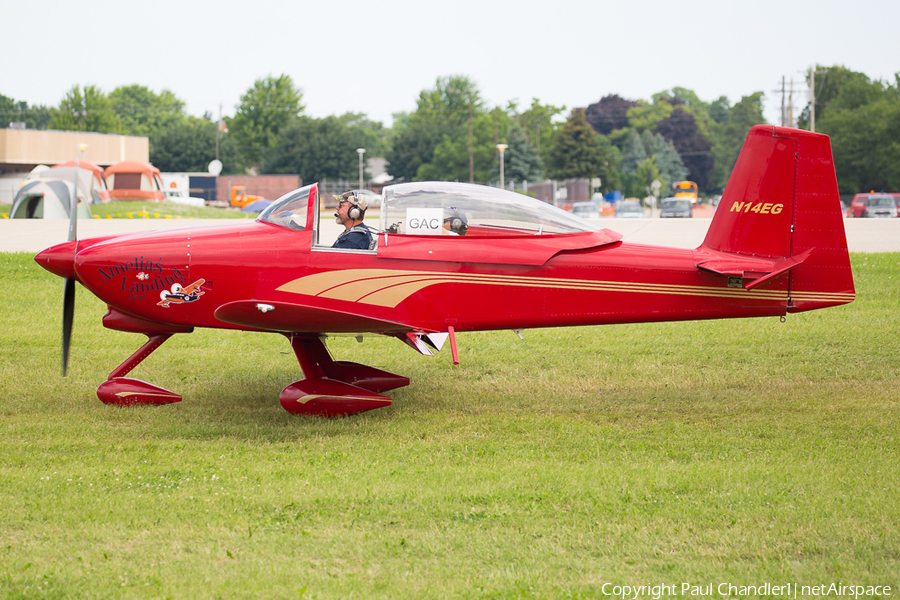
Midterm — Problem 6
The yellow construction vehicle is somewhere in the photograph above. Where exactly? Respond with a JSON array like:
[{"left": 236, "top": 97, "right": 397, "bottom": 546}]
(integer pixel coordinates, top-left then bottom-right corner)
[{"left": 230, "top": 186, "right": 265, "bottom": 209}]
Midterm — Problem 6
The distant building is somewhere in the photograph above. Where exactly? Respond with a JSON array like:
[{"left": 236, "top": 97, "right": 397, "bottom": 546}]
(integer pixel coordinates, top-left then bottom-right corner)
[{"left": 0, "top": 128, "right": 148, "bottom": 202}]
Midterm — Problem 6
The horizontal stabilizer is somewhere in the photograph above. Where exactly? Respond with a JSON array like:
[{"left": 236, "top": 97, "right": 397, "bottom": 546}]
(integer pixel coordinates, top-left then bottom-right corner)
[{"left": 695, "top": 248, "right": 813, "bottom": 290}]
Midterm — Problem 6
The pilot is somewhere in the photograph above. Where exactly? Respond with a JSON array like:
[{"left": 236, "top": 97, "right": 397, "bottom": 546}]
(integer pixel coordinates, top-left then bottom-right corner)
[
  {"left": 442, "top": 206, "right": 468, "bottom": 236},
  {"left": 332, "top": 190, "right": 374, "bottom": 250}
]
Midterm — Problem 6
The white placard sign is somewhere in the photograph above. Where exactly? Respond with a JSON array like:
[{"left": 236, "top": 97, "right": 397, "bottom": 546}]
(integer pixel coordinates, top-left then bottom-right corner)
[{"left": 405, "top": 207, "right": 444, "bottom": 235}]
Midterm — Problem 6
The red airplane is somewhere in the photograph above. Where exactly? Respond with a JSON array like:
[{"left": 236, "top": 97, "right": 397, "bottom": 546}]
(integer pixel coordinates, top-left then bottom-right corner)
[{"left": 35, "top": 126, "right": 855, "bottom": 417}]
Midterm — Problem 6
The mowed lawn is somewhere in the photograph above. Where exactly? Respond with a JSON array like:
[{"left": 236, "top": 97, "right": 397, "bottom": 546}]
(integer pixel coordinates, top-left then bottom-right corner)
[{"left": 1, "top": 252, "right": 897, "bottom": 598}]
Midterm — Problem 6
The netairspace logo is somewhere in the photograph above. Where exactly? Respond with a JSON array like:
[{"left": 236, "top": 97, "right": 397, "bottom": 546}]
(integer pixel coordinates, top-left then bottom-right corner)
[{"left": 599, "top": 582, "right": 892, "bottom": 599}]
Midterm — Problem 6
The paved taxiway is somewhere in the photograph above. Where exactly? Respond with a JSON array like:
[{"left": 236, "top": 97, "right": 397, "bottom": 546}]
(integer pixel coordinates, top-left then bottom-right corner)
[{"left": 0, "top": 217, "right": 898, "bottom": 253}]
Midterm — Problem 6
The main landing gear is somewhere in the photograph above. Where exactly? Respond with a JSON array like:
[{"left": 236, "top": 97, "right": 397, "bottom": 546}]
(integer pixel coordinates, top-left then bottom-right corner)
[
  {"left": 96, "top": 333, "right": 409, "bottom": 417},
  {"left": 280, "top": 335, "right": 409, "bottom": 417}
]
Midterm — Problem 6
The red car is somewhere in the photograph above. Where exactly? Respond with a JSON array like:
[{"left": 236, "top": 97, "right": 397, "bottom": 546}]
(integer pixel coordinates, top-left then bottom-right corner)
[{"left": 848, "top": 192, "right": 900, "bottom": 218}]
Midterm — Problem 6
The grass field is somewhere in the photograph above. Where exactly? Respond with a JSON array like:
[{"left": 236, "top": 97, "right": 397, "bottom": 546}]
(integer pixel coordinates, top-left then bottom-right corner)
[
  {"left": 85, "top": 201, "right": 249, "bottom": 220},
  {"left": 1, "top": 252, "right": 898, "bottom": 598},
  {"left": 1, "top": 201, "right": 248, "bottom": 220}
]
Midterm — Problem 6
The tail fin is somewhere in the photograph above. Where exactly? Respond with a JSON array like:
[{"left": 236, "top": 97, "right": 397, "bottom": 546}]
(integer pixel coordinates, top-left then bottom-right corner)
[{"left": 700, "top": 125, "right": 855, "bottom": 312}]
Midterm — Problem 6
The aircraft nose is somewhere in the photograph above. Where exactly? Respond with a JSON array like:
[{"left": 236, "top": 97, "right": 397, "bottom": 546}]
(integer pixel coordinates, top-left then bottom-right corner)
[{"left": 35, "top": 240, "right": 78, "bottom": 280}]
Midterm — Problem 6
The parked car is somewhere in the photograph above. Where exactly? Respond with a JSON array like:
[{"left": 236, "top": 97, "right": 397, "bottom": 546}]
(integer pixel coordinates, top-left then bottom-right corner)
[
  {"left": 860, "top": 194, "right": 898, "bottom": 218},
  {"left": 571, "top": 201, "right": 600, "bottom": 219},
  {"left": 615, "top": 201, "right": 644, "bottom": 218},
  {"left": 848, "top": 192, "right": 900, "bottom": 217},
  {"left": 659, "top": 197, "right": 693, "bottom": 218}
]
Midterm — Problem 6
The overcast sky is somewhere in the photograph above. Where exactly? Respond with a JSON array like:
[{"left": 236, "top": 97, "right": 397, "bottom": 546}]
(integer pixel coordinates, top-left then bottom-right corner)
[{"left": 2, "top": 0, "right": 897, "bottom": 129}]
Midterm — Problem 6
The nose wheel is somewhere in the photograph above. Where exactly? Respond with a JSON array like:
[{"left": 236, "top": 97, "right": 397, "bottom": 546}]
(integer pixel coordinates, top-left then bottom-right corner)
[{"left": 96, "top": 333, "right": 182, "bottom": 406}]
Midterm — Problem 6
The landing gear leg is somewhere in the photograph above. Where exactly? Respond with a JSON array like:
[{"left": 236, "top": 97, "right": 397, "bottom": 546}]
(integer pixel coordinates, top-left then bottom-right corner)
[
  {"left": 96, "top": 333, "right": 182, "bottom": 406},
  {"left": 279, "top": 335, "right": 409, "bottom": 417}
]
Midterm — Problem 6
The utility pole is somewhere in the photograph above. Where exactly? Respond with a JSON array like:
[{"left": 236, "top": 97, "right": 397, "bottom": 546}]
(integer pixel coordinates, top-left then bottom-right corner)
[
  {"left": 788, "top": 78, "right": 794, "bottom": 129},
  {"left": 774, "top": 77, "right": 787, "bottom": 127},
  {"left": 468, "top": 99, "right": 474, "bottom": 183},
  {"left": 809, "top": 67, "right": 827, "bottom": 132},
  {"left": 780, "top": 77, "right": 786, "bottom": 127}
]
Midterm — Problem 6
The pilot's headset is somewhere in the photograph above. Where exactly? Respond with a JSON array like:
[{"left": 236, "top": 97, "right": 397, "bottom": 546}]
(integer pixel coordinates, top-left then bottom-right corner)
[
  {"left": 445, "top": 206, "right": 468, "bottom": 235},
  {"left": 335, "top": 190, "right": 368, "bottom": 221}
]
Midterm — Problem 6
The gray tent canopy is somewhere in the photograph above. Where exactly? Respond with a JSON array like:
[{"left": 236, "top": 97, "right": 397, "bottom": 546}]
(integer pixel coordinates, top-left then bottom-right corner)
[
  {"left": 46, "top": 166, "right": 104, "bottom": 204},
  {"left": 11, "top": 178, "right": 92, "bottom": 219}
]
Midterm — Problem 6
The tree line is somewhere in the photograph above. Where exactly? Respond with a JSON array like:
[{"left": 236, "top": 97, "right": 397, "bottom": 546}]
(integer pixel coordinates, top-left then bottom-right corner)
[{"left": 2, "top": 65, "right": 896, "bottom": 195}]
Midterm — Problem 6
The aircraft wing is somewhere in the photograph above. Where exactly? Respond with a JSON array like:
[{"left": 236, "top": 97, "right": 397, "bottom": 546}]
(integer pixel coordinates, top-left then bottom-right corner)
[{"left": 213, "top": 299, "right": 425, "bottom": 335}]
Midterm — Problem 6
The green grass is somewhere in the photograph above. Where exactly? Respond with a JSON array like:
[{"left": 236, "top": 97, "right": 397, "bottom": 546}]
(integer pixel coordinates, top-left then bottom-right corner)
[
  {"left": 1, "top": 253, "right": 898, "bottom": 598},
  {"left": 0, "top": 200, "right": 248, "bottom": 220},
  {"left": 88, "top": 201, "right": 250, "bottom": 220}
]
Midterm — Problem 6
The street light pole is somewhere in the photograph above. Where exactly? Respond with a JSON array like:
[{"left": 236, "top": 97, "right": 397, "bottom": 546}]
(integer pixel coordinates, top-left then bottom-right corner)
[
  {"left": 356, "top": 148, "right": 366, "bottom": 190},
  {"left": 496, "top": 144, "right": 508, "bottom": 189}
]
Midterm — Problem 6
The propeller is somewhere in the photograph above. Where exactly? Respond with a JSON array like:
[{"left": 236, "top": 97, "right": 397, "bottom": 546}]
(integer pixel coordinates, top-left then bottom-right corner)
[
  {"left": 62, "top": 277, "right": 75, "bottom": 375},
  {"left": 61, "top": 149, "right": 83, "bottom": 375}
]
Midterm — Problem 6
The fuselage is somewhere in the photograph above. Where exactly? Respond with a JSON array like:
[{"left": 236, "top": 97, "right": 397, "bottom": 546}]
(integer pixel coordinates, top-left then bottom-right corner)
[{"left": 60, "top": 220, "right": 788, "bottom": 336}]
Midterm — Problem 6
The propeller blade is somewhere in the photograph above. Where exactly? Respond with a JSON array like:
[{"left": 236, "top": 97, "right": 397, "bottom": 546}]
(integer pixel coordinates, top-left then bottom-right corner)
[
  {"left": 62, "top": 277, "right": 75, "bottom": 376},
  {"left": 68, "top": 160, "right": 79, "bottom": 242},
  {"left": 61, "top": 148, "right": 84, "bottom": 376}
]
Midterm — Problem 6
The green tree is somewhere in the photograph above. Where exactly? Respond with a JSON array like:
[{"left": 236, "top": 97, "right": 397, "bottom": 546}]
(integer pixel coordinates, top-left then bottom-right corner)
[
  {"left": 653, "top": 87, "right": 712, "bottom": 128},
  {"left": 50, "top": 85, "right": 121, "bottom": 132},
  {"left": 229, "top": 74, "right": 304, "bottom": 168},
  {"left": 655, "top": 106, "right": 713, "bottom": 191},
  {"left": 109, "top": 85, "right": 186, "bottom": 138},
  {"left": 619, "top": 131, "right": 685, "bottom": 197},
  {"left": 791, "top": 65, "right": 900, "bottom": 193},
  {"left": 0, "top": 94, "right": 52, "bottom": 129},
  {"left": 546, "top": 109, "right": 615, "bottom": 182},
  {"left": 416, "top": 126, "right": 495, "bottom": 183},
  {"left": 263, "top": 116, "right": 361, "bottom": 182},
  {"left": 388, "top": 110, "right": 444, "bottom": 182},
  {"left": 151, "top": 116, "right": 242, "bottom": 174},
  {"left": 501, "top": 124, "right": 544, "bottom": 183},
  {"left": 819, "top": 96, "right": 900, "bottom": 193},
  {"left": 514, "top": 98, "right": 565, "bottom": 164},
  {"left": 336, "top": 112, "right": 391, "bottom": 158},
  {"left": 798, "top": 65, "right": 884, "bottom": 129},
  {"left": 642, "top": 131, "right": 688, "bottom": 188},
  {"left": 626, "top": 99, "right": 673, "bottom": 132},
  {"left": 388, "top": 75, "right": 489, "bottom": 182},
  {"left": 709, "top": 96, "right": 731, "bottom": 124},
  {"left": 620, "top": 130, "right": 648, "bottom": 174},
  {"left": 708, "top": 92, "right": 766, "bottom": 190},
  {"left": 635, "top": 156, "right": 663, "bottom": 198}
]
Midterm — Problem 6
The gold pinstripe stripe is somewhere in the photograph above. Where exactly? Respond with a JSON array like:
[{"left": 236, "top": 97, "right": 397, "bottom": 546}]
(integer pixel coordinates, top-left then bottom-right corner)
[
  {"left": 292, "top": 394, "right": 386, "bottom": 405},
  {"left": 276, "top": 269, "right": 852, "bottom": 309}
]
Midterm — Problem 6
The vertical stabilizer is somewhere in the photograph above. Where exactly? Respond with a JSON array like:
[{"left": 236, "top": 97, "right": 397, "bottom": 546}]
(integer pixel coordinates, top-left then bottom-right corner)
[{"left": 701, "top": 125, "right": 854, "bottom": 312}]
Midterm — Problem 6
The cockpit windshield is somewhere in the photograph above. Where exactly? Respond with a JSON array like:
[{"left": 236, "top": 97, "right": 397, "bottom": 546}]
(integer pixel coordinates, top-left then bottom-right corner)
[
  {"left": 257, "top": 184, "right": 312, "bottom": 230},
  {"left": 379, "top": 182, "right": 600, "bottom": 236}
]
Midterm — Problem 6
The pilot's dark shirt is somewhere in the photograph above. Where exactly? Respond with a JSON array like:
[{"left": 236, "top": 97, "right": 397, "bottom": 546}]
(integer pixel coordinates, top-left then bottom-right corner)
[{"left": 333, "top": 224, "right": 373, "bottom": 250}]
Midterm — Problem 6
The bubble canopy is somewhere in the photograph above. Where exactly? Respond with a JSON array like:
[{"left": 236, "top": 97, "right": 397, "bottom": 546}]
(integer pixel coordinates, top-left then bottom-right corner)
[{"left": 379, "top": 182, "right": 599, "bottom": 236}]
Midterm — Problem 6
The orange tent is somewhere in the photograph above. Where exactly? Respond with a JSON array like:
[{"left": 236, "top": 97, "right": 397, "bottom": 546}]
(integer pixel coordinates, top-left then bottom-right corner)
[{"left": 104, "top": 161, "right": 165, "bottom": 202}]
